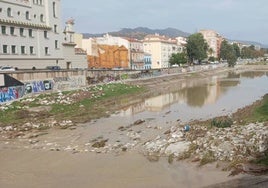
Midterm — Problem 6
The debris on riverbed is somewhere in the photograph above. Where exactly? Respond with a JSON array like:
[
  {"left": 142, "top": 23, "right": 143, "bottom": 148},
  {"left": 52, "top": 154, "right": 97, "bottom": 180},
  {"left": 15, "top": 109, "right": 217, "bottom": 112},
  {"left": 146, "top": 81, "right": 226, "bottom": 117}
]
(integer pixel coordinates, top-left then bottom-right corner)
[
  {"left": 229, "top": 163, "right": 268, "bottom": 176},
  {"left": 92, "top": 139, "right": 109, "bottom": 148},
  {"left": 142, "top": 122, "right": 268, "bottom": 169}
]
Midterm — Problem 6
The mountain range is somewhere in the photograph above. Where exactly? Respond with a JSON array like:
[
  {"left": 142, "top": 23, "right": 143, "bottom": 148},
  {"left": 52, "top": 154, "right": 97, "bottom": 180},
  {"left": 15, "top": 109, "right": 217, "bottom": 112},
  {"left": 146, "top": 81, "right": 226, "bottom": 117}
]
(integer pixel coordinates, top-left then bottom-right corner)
[
  {"left": 82, "top": 27, "right": 190, "bottom": 40},
  {"left": 82, "top": 27, "right": 267, "bottom": 48}
]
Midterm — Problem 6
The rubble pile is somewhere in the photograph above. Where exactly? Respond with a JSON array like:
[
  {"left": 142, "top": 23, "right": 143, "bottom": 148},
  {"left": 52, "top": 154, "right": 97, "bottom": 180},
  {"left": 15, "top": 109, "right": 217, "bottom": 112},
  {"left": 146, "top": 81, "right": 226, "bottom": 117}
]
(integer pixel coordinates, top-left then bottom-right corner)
[{"left": 143, "top": 122, "right": 268, "bottom": 163}]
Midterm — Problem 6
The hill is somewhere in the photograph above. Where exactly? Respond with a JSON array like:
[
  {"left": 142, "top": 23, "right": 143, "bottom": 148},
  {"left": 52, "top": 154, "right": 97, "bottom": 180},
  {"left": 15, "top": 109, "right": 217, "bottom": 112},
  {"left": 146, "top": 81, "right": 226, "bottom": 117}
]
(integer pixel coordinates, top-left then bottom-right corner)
[
  {"left": 82, "top": 27, "right": 268, "bottom": 48},
  {"left": 83, "top": 27, "right": 190, "bottom": 40}
]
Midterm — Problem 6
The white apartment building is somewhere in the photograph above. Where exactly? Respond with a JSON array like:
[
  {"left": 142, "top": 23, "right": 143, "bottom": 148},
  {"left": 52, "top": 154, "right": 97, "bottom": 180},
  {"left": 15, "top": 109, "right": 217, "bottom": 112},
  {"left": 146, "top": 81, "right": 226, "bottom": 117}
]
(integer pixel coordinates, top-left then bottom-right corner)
[
  {"left": 143, "top": 34, "right": 183, "bottom": 69},
  {"left": 95, "top": 34, "right": 130, "bottom": 49},
  {"left": 0, "top": 0, "right": 87, "bottom": 70}
]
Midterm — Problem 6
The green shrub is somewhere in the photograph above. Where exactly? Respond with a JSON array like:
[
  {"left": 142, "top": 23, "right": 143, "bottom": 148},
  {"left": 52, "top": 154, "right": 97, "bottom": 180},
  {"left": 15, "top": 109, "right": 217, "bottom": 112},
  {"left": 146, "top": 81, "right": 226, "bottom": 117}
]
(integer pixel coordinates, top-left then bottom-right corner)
[{"left": 211, "top": 117, "right": 233, "bottom": 128}]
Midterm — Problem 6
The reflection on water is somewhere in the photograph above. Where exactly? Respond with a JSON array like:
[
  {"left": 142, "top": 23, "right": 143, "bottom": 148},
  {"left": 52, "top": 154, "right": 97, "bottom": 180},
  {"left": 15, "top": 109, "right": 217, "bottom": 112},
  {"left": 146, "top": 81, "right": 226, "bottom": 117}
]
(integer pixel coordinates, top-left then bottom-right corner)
[{"left": 116, "top": 71, "right": 268, "bottom": 117}]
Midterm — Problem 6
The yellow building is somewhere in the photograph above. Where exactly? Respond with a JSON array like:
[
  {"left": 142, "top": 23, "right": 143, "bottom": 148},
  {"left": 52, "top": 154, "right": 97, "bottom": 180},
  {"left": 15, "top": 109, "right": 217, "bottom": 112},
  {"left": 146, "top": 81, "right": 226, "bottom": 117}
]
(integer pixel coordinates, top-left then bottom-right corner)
[{"left": 143, "top": 34, "right": 182, "bottom": 69}]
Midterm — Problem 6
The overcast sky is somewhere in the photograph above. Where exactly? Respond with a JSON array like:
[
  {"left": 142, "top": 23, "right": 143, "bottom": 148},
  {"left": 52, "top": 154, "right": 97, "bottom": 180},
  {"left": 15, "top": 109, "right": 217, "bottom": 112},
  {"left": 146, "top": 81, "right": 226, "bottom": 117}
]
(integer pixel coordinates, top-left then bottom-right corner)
[{"left": 62, "top": 0, "right": 268, "bottom": 45}]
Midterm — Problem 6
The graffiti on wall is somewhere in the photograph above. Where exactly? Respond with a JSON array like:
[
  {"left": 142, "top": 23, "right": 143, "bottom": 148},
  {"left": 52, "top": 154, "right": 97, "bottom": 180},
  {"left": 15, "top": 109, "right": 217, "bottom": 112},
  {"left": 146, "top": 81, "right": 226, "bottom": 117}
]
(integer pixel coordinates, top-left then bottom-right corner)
[
  {"left": 53, "top": 76, "right": 85, "bottom": 90},
  {"left": 0, "top": 86, "right": 24, "bottom": 103},
  {"left": 25, "top": 80, "right": 53, "bottom": 94}
]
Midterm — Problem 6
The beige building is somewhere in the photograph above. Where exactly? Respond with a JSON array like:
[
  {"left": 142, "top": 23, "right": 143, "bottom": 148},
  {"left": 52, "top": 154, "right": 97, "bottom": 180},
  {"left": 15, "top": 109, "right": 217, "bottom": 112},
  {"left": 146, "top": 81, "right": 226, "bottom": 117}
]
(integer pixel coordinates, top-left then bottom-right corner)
[
  {"left": 61, "top": 19, "right": 87, "bottom": 69},
  {"left": 199, "top": 29, "right": 224, "bottom": 59},
  {"left": 143, "top": 34, "right": 183, "bottom": 69},
  {"left": 81, "top": 37, "right": 98, "bottom": 56},
  {"left": 74, "top": 33, "right": 83, "bottom": 48}
]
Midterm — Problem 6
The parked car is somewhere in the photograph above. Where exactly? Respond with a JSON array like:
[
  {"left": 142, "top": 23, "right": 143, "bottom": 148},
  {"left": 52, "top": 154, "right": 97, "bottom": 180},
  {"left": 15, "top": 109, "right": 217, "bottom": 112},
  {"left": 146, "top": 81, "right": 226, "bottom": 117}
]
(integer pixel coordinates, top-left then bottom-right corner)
[
  {"left": 112, "top": 67, "right": 123, "bottom": 70},
  {"left": 0, "top": 66, "right": 16, "bottom": 71},
  {"left": 46, "top": 66, "right": 61, "bottom": 70}
]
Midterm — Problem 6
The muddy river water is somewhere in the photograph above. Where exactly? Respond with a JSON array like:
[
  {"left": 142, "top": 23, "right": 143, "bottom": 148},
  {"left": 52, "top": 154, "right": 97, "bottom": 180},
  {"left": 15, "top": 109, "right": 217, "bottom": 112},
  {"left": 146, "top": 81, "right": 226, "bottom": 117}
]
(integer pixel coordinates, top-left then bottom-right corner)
[
  {"left": 0, "top": 70, "right": 268, "bottom": 188},
  {"left": 118, "top": 71, "right": 268, "bottom": 122}
]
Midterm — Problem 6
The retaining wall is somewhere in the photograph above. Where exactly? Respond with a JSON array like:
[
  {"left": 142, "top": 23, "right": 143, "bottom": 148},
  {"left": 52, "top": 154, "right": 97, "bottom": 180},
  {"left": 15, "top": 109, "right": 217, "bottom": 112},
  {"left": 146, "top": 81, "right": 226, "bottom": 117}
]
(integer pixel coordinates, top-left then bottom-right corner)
[{"left": 0, "top": 64, "right": 227, "bottom": 103}]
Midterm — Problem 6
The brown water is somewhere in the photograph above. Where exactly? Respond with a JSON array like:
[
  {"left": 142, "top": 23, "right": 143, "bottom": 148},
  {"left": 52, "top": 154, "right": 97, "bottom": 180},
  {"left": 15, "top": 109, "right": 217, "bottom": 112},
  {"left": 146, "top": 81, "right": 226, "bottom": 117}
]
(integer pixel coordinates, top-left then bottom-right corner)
[
  {"left": 115, "top": 71, "right": 268, "bottom": 122},
  {"left": 0, "top": 71, "right": 267, "bottom": 188},
  {"left": 0, "top": 149, "right": 244, "bottom": 188}
]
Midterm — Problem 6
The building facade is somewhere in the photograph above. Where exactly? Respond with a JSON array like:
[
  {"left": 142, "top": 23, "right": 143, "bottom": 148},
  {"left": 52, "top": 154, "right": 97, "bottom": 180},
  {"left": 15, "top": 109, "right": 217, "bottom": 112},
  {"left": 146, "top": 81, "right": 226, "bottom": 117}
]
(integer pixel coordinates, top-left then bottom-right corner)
[
  {"left": 61, "top": 19, "right": 87, "bottom": 69},
  {"left": 199, "top": 29, "right": 224, "bottom": 59},
  {"left": 81, "top": 37, "right": 98, "bottom": 56},
  {"left": 87, "top": 44, "right": 129, "bottom": 69},
  {"left": 95, "top": 34, "right": 129, "bottom": 49},
  {"left": 83, "top": 34, "right": 131, "bottom": 69},
  {"left": 128, "top": 38, "right": 145, "bottom": 70},
  {"left": 143, "top": 34, "right": 182, "bottom": 69},
  {"left": 144, "top": 52, "right": 152, "bottom": 70},
  {"left": 0, "top": 0, "right": 64, "bottom": 69}
]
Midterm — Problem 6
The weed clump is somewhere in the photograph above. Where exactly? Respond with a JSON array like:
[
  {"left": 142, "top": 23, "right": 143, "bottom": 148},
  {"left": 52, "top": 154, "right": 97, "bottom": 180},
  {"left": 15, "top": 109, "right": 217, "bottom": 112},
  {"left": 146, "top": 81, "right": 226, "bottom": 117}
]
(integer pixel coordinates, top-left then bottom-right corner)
[
  {"left": 200, "top": 150, "right": 216, "bottom": 166},
  {"left": 211, "top": 117, "right": 233, "bottom": 128}
]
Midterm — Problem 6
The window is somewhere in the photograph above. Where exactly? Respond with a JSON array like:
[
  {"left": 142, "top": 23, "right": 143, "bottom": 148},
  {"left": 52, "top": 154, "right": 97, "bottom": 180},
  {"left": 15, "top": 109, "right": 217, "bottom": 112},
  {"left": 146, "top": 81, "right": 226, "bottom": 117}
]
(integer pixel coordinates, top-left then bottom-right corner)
[
  {"left": 10, "top": 27, "right": 15, "bottom": 35},
  {"left": 20, "top": 28, "right": 24, "bottom": 36},
  {"left": 7, "top": 8, "right": 12, "bottom": 17},
  {"left": 3, "top": 45, "right": 8, "bottom": 54},
  {"left": 21, "top": 46, "right": 26, "bottom": 54},
  {"left": 40, "top": 0, "right": 43, "bottom": 5},
  {"left": 29, "top": 29, "right": 33, "bottom": 37},
  {"left": 44, "top": 30, "right": 48, "bottom": 38},
  {"left": 1, "top": 26, "right": 6, "bottom": 34},
  {"left": 40, "top": 14, "right": 44, "bottom": 22},
  {"left": 45, "top": 47, "right": 49, "bottom": 55},
  {"left": 54, "top": 25, "right": 57, "bottom": 33},
  {"left": 11, "top": 45, "right": 16, "bottom": 54},
  {"left": 26, "top": 11, "right": 30, "bottom": 20},
  {"left": 30, "top": 46, "right": 34, "bottom": 54},
  {"left": 52, "top": 2, "right": 57, "bottom": 18},
  {"left": 55, "top": 40, "right": 59, "bottom": 49}
]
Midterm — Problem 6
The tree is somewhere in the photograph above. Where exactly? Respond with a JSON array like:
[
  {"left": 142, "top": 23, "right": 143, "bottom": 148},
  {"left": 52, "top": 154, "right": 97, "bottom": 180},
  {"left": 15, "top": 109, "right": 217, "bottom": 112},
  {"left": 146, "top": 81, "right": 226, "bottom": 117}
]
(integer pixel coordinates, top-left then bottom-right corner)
[
  {"left": 208, "top": 48, "right": 214, "bottom": 57},
  {"left": 186, "top": 33, "right": 208, "bottom": 64},
  {"left": 232, "top": 43, "right": 241, "bottom": 58},
  {"left": 241, "top": 45, "right": 264, "bottom": 59},
  {"left": 220, "top": 40, "right": 237, "bottom": 67},
  {"left": 208, "top": 56, "right": 216, "bottom": 62},
  {"left": 169, "top": 52, "right": 188, "bottom": 66}
]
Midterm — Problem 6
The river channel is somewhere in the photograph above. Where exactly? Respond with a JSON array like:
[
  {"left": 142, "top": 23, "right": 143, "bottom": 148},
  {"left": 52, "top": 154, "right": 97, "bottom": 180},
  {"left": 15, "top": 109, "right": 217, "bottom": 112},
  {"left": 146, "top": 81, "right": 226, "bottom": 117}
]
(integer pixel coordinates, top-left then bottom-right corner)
[
  {"left": 116, "top": 71, "right": 268, "bottom": 123},
  {"left": 0, "top": 70, "right": 268, "bottom": 188}
]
